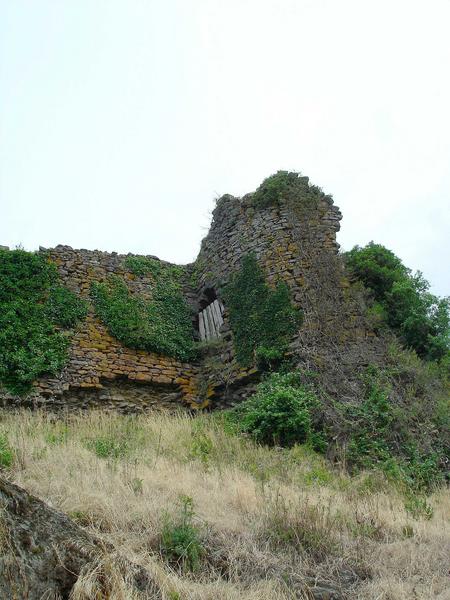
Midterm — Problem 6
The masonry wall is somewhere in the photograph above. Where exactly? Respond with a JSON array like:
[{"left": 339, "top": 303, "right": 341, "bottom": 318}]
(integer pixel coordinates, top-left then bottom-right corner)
[
  {"left": 192, "top": 179, "right": 385, "bottom": 406},
  {"left": 1, "top": 178, "right": 383, "bottom": 411},
  {"left": 1, "top": 246, "right": 205, "bottom": 412}
]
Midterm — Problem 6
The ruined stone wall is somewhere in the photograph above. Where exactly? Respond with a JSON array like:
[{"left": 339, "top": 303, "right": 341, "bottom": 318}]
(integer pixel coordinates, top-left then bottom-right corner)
[
  {"left": 0, "top": 246, "right": 204, "bottom": 412},
  {"left": 1, "top": 178, "right": 384, "bottom": 411},
  {"left": 191, "top": 180, "right": 384, "bottom": 405}
]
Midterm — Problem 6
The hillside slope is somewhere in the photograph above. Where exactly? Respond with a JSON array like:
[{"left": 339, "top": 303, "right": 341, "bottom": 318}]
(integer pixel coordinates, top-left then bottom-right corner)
[{"left": 1, "top": 410, "right": 449, "bottom": 599}]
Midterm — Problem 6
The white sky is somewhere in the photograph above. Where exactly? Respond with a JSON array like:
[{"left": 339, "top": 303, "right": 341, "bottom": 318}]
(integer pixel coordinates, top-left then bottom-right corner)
[{"left": 1, "top": 0, "right": 449, "bottom": 296}]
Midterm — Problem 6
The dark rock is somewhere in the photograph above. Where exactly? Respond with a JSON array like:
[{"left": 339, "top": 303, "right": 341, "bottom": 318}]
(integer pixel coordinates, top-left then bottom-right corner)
[{"left": 0, "top": 476, "right": 162, "bottom": 599}]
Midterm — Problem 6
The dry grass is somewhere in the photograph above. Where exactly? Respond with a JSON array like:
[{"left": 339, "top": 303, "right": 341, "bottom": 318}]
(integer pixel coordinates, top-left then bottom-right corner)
[{"left": 1, "top": 409, "right": 449, "bottom": 599}]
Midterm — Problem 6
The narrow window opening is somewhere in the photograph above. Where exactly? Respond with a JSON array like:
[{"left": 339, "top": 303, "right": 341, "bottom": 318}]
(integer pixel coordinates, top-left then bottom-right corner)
[{"left": 198, "top": 292, "right": 224, "bottom": 341}]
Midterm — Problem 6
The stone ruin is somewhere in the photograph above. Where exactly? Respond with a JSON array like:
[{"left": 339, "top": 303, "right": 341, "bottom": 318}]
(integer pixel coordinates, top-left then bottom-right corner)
[{"left": 1, "top": 176, "right": 385, "bottom": 412}]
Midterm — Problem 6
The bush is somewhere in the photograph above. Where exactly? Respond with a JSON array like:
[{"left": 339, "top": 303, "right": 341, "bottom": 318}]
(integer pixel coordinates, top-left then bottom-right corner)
[
  {"left": 160, "top": 495, "right": 203, "bottom": 572},
  {"left": 231, "top": 372, "right": 323, "bottom": 448},
  {"left": 340, "top": 367, "right": 394, "bottom": 469},
  {"left": 0, "top": 249, "right": 87, "bottom": 394},
  {"left": 404, "top": 495, "right": 434, "bottom": 520},
  {"left": 345, "top": 242, "right": 449, "bottom": 361},
  {"left": 255, "top": 346, "right": 285, "bottom": 372},
  {"left": 345, "top": 243, "right": 408, "bottom": 301},
  {"left": 223, "top": 254, "right": 301, "bottom": 367},
  {"left": 334, "top": 365, "right": 446, "bottom": 492},
  {"left": 190, "top": 428, "right": 214, "bottom": 466},
  {"left": 252, "top": 171, "right": 301, "bottom": 208}
]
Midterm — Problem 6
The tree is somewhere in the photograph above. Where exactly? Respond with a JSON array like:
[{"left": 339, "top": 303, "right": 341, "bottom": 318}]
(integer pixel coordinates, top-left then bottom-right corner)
[{"left": 345, "top": 243, "right": 449, "bottom": 362}]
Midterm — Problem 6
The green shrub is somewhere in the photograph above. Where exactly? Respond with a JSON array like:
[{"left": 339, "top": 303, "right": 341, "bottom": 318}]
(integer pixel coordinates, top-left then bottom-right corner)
[
  {"left": 85, "top": 435, "right": 130, "bottom": 459},
  {"left": 399, "top": 447, "right": 444, "bottom": 492},
  {"left": 251, "top": 171, "right": 327, "bottom": 210},
  {"left": 160, "top": 495, "right": 203, "bottom": 572},
  {"left": 91, "top": 271, "right": 195, "bottom": 361},
  {"left": 223, "top": 254, "right": 301, "bottom": 367},
  {"left": 404, "top": 496, "right": 434, "bottom": 520},
  {"left": 255, "top": 346, "right": 285, "bottom": 372},
  {"left": 302, "top": 465, "right": 333, "bottom": 486},
  {"left": 0, "top": 434, "right": 13, "bottom": 468},
  {"left": 341, "top": 367, "right": 394, "bottom": 469},
  {"left": 345, "top": 243, "right": 408, "bottom": 301},
  {"left": 345, "top": 242, "right": 449, "bottom": 361},
  {"left": 252, "top": 171, "right": 301, "bottom": 208},
  {"left": 190, "top": 428, "right": 213, "bottom": 466},
  {"left": 231, "top": 371, "right": 324, "bottom": 448},
  {"left": 0, "top": 249, "right": 87, "bottom": 394},
  {"left": 334, "top": 365, "right": 446, "bottom": 492}
]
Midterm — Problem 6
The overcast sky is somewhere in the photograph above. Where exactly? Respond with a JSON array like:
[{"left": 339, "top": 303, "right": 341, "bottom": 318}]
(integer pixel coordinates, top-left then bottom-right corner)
[{"left": 1, "top": 0, "right": 449, "bottom": 295}]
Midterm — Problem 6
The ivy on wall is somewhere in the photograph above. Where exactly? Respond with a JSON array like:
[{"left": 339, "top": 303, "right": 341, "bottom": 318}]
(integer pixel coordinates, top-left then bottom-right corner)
[
  {"left": 223, "top": 253, "right": 302, "bottom": 367},
  {"left": 124, "top": 255, "right": 183, "bottom": 280},
  {"left": 91, "top": 259, "right": 195, "bottom": 361},
  {"left": 0, "top": 249, "right": 87, "bottom": 395}
]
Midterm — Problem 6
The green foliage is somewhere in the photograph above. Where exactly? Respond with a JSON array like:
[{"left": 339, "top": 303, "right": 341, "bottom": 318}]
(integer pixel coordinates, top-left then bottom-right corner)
[
  {"left": 160, "top": 495, "right": 203, "bottom": 572},
  {"left": 251, "top": 170, "right": 327, "bottom": 210},
  {"left": 255, "top": 346, "right": 285, "bottom": 372},
  {"left": 340, "top": 366, "right": 394, "bottom": 468},
  {"left": 0, "top": 248, "right": 87, "bottom": 394},
  {"left": 0, "top": 433, "right": 13, "bottom": 468},
  {"left": 45, "top": 423, "right": 69, "bottom": 445},
  {"left": 252, "top": 171, "right": 302, "bottom": 208},
  {"left": 124, "top": 255, "right": 183, "bottom": 280},
  {"left": 345, "top": 243, "right": 408, "bottom": 301},
  {"left": 45, "top": 285, "right": 88, "bottom": 328},
  {"left": 345, "top": 242, "right": 449, "bottom": 361},
  {"left": 234, "top": 361, "right": 447, "bottom": 492},
  {"left": 91, "top": 265, "right": 195, "bottom": 361},
  {"left": 335, "top": 365, "right": 446, "bottom": 492},
  {"left": 404, "top": 495, "right": 434, "bottom": 520},
  {"left": 223, "top": 254, "right": 301, "bottom": 367},
  {"left": 190, "top": 427, "right": 214, "bottom": 466},
  {"left": 85, "top": 435, "right": 130, "bottom": 459},
  {"left": 231, "top": 371, "right": 324, "bottom": 448}
]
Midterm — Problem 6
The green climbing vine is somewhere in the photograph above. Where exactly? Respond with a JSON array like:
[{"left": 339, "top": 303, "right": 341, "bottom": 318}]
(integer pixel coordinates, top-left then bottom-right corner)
[
  {"left": 91, "top": 257, "right": 195, "bottom": 361},
  {"left": 0, "top": 248, "right": 88, "bottom": 395},
  {"left": 124, "top": 255, "right": 183, "bottom": 280},
  {"left": 223, "top": 253, "right": 302, "bottom": 368}
]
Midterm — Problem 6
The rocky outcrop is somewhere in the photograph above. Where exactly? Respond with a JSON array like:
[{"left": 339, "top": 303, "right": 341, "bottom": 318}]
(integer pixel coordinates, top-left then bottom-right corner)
[{"left": 0, "top": 476, "right": 162, "bottom": 599}]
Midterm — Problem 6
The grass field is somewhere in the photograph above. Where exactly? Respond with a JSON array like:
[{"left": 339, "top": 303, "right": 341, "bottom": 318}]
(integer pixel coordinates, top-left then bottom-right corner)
[{"left": 1, "top": 409, "right": 449, "bottom": 599}]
